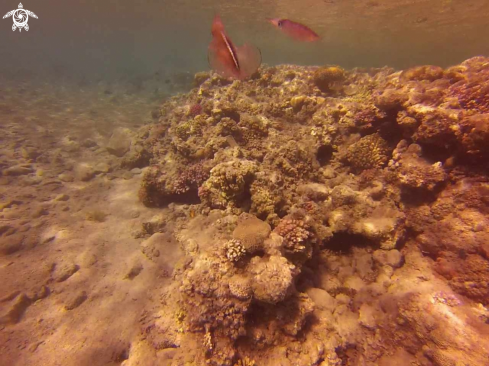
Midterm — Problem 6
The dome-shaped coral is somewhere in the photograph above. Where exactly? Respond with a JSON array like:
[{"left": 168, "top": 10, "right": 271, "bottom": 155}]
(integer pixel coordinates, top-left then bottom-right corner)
[
  {"left": 232, "top": 214, "right": 271, "bottom": 254},
  {"left": 313, "top": 66, "right": 346, "bottom": 93},
  {"left": 249, "top": 255, "right": 296, "bottom": 304},
  {"left": 344, "top": 133, "right": 390, "bottom": 172}
]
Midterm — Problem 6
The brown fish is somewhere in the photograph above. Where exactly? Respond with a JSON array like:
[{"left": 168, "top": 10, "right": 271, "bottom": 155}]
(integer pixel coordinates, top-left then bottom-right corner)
[
  {"left": 208, "top": 15, "right": 261, "bottom": 80},
  {"left": 267, "top": 18, "right": 320, "bottom": 42}
]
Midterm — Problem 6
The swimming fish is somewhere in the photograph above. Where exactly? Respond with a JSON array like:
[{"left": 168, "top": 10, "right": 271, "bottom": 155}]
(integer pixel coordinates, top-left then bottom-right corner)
[
  {"left": 208, "top": 15, "right": 262, "bottom": 80},
  {"left": 267, "top": 18, "right": 320, "bottom": 42}
]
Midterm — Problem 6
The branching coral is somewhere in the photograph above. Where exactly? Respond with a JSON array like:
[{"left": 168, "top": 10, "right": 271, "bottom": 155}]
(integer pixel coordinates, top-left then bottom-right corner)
[
  {"left": 264, "top": 141, "right": 319, "bottom": 178},
  {"left": 273, "top": 219, "right": 311, "bottom": 253},
  {"left": 224, "top": 239, "right": 246, "bottom": 262},
  {"left": 173, "top": 162, "right": 210, "bottom": 195},
  {"left": 199, "top": 160, "right": 258, "bottom": 209},
  {"left": 273, "top": 218, "right": 315, "bottom": 263}
]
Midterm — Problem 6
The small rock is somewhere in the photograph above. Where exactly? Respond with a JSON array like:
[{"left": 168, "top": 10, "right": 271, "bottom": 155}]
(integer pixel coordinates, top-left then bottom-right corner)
[
  {"left": 64, "top": 291, "right": 87, "bottom": 310},
  {"left": 27, "top": 286, "right": 50, "bottom": 301},
  {"left": 81, "top": 139, "right": 97, "bottom": 148},
  {"left": 297, "top": 183, "right": 329, "bottom": 200},
  {"left": 28, "top": 341, "right": 44, "bottom": 352},
  {"left": 343, "top": 276, "right": 365, "bottom": 292},
  {"left": 124, "top": 261, "right": 143, "bottom": 280},
  {"left": 106, "top": 127, "right": 133, "bottom": 157},
  {"left": 19, "top": 176, "right": 42, "bottom": 186},
  {"left": 74, "top": 163, "right": 95, "bottom": 181},
  {"left": 130, "top": 168, "right": 142, "bottom": 175},
  {"left": 0, "top": 234, "right": 23, "bottom": 255},
  {"left": 358, "top": 303, "right": 377, "bottom": 330},
  {"left": 373, "top": 249, "right": 404, "bottom": 268},
  {"left": 58, "top": 173, "right": 74, "bottom": 182},
  {"left": 306, "top": 288, "right": 336, "bottom": 313},
  {"left": 93, "top": 162, "right": 111, "bottom": 174},
  {"left": 79, "top": 251, "right": 98, "bottom": 267},
  {"left": 0, "top": 224, "right": 16, "bottom": 236},
  {"left": 54, "top": 194, "right": 69, "bottom": 202},
  {"left": 52, "top": 262, "right": 79, "bottom": 282},
  {"left": 21, "top": 147, "right": 41, "bottom": 160},
  {"left": 0, "top": 293, "right": 32, "bottom": 324},
  {"left": 0, "top": 291, "right": 21, "bottom": 302},
  {"left": 31, "top": 206, "right": 48, "bottom": 218},
  {"left": 2, "top": 164, "right": 33, "bottom": 176},
  {"left": 60, "top": 138, "right": 80, "bottom": 153}
]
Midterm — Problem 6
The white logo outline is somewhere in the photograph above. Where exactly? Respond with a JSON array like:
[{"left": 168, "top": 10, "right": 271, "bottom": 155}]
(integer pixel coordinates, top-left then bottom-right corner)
[{"left": 3, "top": 3, "right": 38, "bottom": 32}]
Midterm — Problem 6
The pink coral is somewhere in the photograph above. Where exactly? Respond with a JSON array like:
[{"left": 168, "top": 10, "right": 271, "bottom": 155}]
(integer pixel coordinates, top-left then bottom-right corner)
[
  {"left": 188, "top": 103, "right": 203, "bottom": 117},
  {"left": 273, "top": 219, "right": 311, "bottom": 253},
  {"left": 174, "top": 163, "right": 210, "bottom": 194},
  {"left": 449, "top": 81, "right": 489, "bottom": 114},
  {"left": 447, "top": 57, "right": 489, "bottom": 114}
]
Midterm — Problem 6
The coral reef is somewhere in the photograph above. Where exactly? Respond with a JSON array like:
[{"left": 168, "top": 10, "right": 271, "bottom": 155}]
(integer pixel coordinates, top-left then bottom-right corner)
[{"left": 127, "top": 57, "right": 489, "bottom": 365}]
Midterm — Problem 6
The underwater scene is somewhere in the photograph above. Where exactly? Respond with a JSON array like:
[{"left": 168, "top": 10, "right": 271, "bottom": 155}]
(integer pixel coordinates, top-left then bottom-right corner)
[{"left": 1, "top": 0, "right": 489, "bottom": 365}]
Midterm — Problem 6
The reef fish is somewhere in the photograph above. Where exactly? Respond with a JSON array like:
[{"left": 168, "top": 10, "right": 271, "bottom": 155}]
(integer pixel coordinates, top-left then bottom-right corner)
[
  {"left": 208, "top": 15, "right": 262, "bottom": 80},
  {"left": 267, "top": 18, "right": 320, "bottom": 42}
]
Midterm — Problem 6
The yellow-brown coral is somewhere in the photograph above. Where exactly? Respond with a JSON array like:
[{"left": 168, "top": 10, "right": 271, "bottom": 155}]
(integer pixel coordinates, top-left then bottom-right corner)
[
  {"left": 313, "top": 66, "right": 346, "bottom": 93},
  {"left": 224, "top": 239, "right": 247, "bottom": 262},
  {"left": 345, "top": 133, "right": 389, "bottom": 172}
]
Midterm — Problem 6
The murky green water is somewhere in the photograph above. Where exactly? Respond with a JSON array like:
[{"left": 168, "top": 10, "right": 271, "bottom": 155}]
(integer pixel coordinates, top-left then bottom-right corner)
[{"left": 2, "top": 0, "right": 489, "bottom": 80}]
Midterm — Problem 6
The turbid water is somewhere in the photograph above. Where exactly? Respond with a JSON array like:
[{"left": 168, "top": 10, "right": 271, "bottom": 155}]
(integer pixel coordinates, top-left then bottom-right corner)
[
  {"left": 2, "top": 0, "right": 489, "bottom": 79},
  {"left": 1, "top": 1, "right": 489, "bottom": 366}
]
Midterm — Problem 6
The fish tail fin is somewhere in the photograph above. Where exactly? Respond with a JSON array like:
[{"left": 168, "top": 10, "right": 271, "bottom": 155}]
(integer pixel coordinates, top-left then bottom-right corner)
[
  {"left": 236, "top": 43, "right": 262, "bottom": 80},
  {"left": 208, "top": 38, "right": 239, "bottom": 79}
]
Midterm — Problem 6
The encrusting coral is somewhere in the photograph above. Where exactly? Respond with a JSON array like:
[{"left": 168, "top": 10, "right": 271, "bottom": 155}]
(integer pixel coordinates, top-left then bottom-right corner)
[{"left": 129, "top": 56, "right": 489, "bottom": 366}]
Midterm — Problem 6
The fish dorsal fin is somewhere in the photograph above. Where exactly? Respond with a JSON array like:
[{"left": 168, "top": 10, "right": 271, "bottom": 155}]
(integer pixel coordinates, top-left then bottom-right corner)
[{"left": 220, "top": 31, "right": 240, "bottom": 71}]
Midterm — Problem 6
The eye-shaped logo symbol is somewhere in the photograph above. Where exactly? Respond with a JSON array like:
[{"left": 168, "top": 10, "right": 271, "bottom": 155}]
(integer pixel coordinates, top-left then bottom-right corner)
[{"left": 3, "top": 3, "right": 38, "bottom": 32}]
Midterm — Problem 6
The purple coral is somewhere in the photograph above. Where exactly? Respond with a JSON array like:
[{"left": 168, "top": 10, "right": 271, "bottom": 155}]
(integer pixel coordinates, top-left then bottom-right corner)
[
  {"left": 448, "top": 81, "right": 489, "bottom": 114},
  {"left": 447, "top": 57, "right": 489, "bottom": 114},
  {"left": 188, "top": 103, "right": 203, "bottom": 117},
  {"left": 174, "top": 162, "right": 210, "bottom": 194},
  {"left": 273, "top": 219, "right": 311, "bottom": 252}
]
